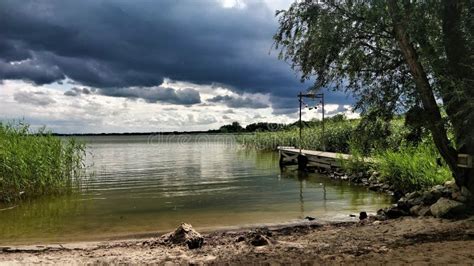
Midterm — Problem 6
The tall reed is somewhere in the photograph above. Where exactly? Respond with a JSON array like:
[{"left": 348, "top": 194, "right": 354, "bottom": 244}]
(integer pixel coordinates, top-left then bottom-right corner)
[
  {"left": 0, "top": 122, "right": 85, "bottom": 203},
  {"left": 238, "top": 119, "right": 358, "bottom": 152}
]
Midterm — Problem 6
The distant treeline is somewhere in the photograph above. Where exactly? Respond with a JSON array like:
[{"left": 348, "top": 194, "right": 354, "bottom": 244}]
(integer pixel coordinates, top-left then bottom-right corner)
[
  {"left": 214, "top": 114, "right": 346, "bottom": 133},
  {"left": 54, "top": 114, "right": 347, "bottom": 136}
]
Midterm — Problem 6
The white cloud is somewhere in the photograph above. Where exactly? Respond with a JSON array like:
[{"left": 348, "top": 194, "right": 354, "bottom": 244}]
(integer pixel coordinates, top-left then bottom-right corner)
[
  {"left": 0, "top": 78, "right": 357, "bottom": 133},
  {"left": 218, "top": 0, "right": 247, "bottom": 9}
]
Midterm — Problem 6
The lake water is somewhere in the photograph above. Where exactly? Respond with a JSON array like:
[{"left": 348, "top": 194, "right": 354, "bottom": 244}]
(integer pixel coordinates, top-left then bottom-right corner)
[{"left": 0, "top": 134, "right": 391, "bottom": 245}]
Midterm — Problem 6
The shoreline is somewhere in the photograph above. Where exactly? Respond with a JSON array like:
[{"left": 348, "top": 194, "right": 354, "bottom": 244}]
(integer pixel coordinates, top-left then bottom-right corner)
[
  {"left": 0, "top": 216, "right": 363, "bottom": 247},
  {"left": 0, "top": 219, "right": 335, "bottom": 252},
  {"left": 1, "top": 216, "right": 473, "bottom": 264}
]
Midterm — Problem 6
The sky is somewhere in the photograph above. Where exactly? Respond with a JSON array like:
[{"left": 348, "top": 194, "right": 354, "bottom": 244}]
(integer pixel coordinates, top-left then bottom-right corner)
[{"left": 0, "top": 0, "right": 357, "bottom": 133}]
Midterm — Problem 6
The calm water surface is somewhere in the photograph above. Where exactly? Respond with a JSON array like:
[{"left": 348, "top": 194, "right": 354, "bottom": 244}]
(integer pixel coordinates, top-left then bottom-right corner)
[{"left": 0, "top": 135, "right": 391, "bottom": 244}]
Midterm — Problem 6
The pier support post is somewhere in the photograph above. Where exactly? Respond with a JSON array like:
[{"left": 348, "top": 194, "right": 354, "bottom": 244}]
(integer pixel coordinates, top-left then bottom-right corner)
[
  {"left": 279, "top": 151, "right": 285, "bottom": 169},
  {"left": 297, "top": 154, "right": 308, "bottom": 171}
]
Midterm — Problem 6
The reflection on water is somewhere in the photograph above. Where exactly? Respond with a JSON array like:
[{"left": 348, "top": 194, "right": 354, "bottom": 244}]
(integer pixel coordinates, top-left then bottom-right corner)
[{"left": 0, "top": 135, "right": 391, "bottom": 244}]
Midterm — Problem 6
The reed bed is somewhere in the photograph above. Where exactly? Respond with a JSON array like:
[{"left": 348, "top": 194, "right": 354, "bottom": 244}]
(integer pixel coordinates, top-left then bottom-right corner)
[
  {"left": 238, "top": 119, "right": 358, "bottom": 153},
  {"left": 0, "top": 122, "right": 85, "bottom": 203}
]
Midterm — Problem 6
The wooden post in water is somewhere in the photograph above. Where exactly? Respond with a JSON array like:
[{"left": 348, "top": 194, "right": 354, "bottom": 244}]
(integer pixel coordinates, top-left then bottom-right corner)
[{"left": 297, "top": 153, "right": 308, "bottom": 170}]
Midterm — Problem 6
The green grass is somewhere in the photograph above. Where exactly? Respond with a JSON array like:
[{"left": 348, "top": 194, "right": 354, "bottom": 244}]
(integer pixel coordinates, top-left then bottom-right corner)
[
  {"left": 374, "top": 142, "right": 452, "bottom": 194},
  {"left": 0, "top": 121, "right": 86, "bottom": 203}
]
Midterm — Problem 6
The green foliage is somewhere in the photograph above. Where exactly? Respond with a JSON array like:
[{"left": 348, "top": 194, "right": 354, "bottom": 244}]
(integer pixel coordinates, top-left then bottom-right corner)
[
  {"left": 244, "top": 122, "right": 288, "bottom": 132},
  {"left": 274, "top": 1, "right": 414, "bottom": 115},
  {"left": 0, "top": 121, "right": 86, "bottom": 203},
  {"left": 350, "top": 115, "right": 408, "bottom": 155},
  {"left": 374, "top": 142, "right": 452, "bottom": 194},
  {"left": 219, "top": 121, "right": 243, "bottom": 133}
]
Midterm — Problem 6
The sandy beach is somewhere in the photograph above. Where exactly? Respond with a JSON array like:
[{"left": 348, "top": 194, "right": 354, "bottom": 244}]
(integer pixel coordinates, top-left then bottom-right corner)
[{"left": 1, "top": 216, "right": 473, "bottom": 264}]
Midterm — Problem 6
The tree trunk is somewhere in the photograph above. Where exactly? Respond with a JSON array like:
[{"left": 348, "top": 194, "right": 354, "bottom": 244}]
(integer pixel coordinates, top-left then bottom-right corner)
[
  {"left": 441, "top": 0, "right": 474, "bottom": 193},
  {"left": 387, "top": 0, "right": 463, "bottom": 187}
]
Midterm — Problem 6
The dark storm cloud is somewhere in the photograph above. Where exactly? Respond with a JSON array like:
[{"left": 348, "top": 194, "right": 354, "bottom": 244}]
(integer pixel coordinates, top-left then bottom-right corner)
[
  {"left": 100, "top": 87, "right": 201, "bottom": 105},
  {"left": 0, "top": 0, "right": 304, "bottom": 98},
  {"left": 270, "top": 95, "right": 297, "bottom": 115},
  {"left": 0, "top": 58, "right": 65, "bottom": 85},
  {"left": 207, "top": 95, "right": 268, "bottom": 109},
  {"left": 13, "top": 91, "right": 56, "bottom": 106},
  {"left": 269, "top": 88, "right": 354, "bottom": 115},
  {"left": 0, "top": 40, "right": 31, "bottom": 62}
]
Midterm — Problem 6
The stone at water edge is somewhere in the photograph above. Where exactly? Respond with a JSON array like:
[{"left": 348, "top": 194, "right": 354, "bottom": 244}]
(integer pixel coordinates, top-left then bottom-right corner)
[
  {"left": 421, "top": 190, "right": 441, "bottom": 205},
  {"left": 359, "top": 211, "right": 368, "bottom": 220},
  {"left": 409, "top": 205, "right": 432, "bottom": 217},
  {"left": 406, "top": 191, "right": 422, "bottom": 200},
  {"left": 407, "top": 195, "right": 424, "bottom": 207},
  {"left": 397, "top": 194, "right": 423, "bottom": 211},
  {"left": 385, "top": 207, "right": 408, "bottom": 219},
  {"left": 430, "top": 197, "right": 467, "bottom": 218},
  {"left": 409, "top": 205, "right": 422, "bottom": 216},
  {"left": 368, "top": 175, "right": 377, "bottom": 183},
  {"left": 163, "top": 223, "right": 204, "bottom": 249}
]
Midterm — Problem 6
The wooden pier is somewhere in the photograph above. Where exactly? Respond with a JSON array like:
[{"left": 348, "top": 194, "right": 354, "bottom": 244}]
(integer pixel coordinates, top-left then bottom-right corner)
[{"left": 278, "top": 146, "right": 351, "bottom": 170}]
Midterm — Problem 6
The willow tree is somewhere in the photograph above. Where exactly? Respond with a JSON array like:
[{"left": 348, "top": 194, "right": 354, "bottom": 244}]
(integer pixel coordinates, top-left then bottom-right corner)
[{"left": 274, "top": 0, "right": 474, "bottom": 192}]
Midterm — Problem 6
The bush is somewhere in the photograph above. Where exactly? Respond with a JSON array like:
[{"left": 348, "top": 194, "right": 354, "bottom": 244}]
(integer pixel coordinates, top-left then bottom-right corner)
[
  {"left": 0, "top": 121, "right": 86, "bottom": 203},
  {"left": 374, "top": 142, "right": 452, "bottom": 194}
]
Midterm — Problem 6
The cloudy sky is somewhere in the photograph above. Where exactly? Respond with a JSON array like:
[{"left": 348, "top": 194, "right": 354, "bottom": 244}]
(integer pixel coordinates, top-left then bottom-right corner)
[{"left": 0, "top": 0, "right": 356, "bottom": 133}]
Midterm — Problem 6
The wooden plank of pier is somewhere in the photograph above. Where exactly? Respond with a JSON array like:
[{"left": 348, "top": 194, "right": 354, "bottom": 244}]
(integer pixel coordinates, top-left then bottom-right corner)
[{"left": 278, "top": 146, "right": 352, "bottom": 169}]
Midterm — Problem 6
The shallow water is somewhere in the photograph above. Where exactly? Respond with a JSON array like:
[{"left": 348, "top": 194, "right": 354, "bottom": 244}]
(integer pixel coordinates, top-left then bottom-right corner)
[{"left": 0, "top": 134, "right": 391, "bottom": 244}]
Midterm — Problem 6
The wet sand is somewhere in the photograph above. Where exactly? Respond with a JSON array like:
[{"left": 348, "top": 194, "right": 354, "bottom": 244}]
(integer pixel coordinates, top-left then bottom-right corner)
[{"left": 1, "top": 216, "right": 474, "bottom": 264}]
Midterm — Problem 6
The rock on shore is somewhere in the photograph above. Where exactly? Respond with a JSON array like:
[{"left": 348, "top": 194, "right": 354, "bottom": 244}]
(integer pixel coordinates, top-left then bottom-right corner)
[
  {"left": 377, "top": 181, "right": 472, "bottom": 220},
  {"left": 430, "top": 198, "right": 467, "bottom": 218}
]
